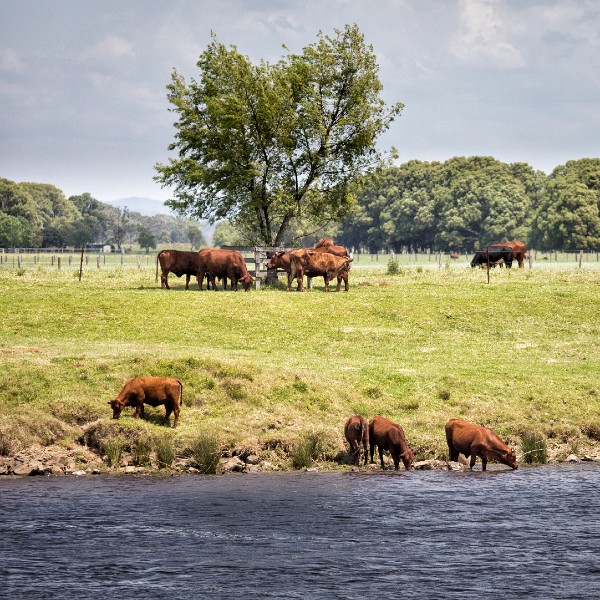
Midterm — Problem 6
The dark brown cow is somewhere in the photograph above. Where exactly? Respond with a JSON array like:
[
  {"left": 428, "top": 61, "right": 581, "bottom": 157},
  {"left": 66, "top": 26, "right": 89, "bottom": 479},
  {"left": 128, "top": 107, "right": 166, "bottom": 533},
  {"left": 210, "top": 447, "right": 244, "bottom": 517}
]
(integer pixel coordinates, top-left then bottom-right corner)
[
  {"left": 156, "top": 249, "right": 205, "bottom": 290},
  {"left": 197, "top": 248, "right": 254, "bottom": 291},
  {"left": 289, "top": 249, "right": 352, "bottom": 292},
  {"left": 490, "top": 241, "right": 527, "bottom": 268},
  {"left": 445, "top": 418, "right": 518, "bottom": 470},
  {"left": 344, "top": 415, "right": 370, "bottom": 466},
  {"left": 369, "top": 416, "right": 415, "bottom": 471},
  {"left": 108, "top": 377, "right": 182, "bottom": 428}
]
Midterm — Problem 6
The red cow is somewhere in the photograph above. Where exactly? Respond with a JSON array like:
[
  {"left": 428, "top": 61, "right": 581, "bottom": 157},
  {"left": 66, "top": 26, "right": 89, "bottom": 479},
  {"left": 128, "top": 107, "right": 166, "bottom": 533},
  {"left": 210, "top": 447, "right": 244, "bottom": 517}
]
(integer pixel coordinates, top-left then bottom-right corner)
[
  {"left": 369, "top": 416, "right": 415, "bottom": 471},
  {"left": 197, "top": 248, "right": 254, "bottom": 291},
  {"left": 156, "top": 249, "right": 206, "bottom": 290},
  {"left": 289, "top": 249, "right": 352, "bottom": 292},
  {"left": 108, "top": 377, "right": 182, "bottom": 428},
  {"left": 344, "top": 415, "right": 370, "bottom": 466},
  {"left": 490, "top": 241, "right": 527, "bottom": 268},
  {"left": 445, "top": 418, "right": 518, "bottom": 470}
]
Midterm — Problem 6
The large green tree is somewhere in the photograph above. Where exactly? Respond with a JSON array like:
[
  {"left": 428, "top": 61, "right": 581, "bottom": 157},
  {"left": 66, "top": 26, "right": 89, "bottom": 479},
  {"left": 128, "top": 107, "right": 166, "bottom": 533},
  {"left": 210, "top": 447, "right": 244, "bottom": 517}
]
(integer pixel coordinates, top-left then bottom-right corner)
[{"left": 155, "top": 24, "right": 402, "bottom": 246}]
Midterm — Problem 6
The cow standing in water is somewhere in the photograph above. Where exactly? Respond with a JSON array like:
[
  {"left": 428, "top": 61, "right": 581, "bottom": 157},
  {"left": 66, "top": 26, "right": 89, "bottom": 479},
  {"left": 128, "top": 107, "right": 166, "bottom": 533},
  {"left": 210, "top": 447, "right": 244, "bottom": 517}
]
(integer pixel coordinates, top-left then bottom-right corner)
[
  {"left": 369, "top": 416, "right": 415, "bottom": 471},
  {"left": 445, "top": 419, "right": 518, "bottom": 470},
  {"left": 108, "top": 377, "right": 182, "bottom": 428},
  {"left": 344, "top": 415, "right": 370, "bottom": 466}
]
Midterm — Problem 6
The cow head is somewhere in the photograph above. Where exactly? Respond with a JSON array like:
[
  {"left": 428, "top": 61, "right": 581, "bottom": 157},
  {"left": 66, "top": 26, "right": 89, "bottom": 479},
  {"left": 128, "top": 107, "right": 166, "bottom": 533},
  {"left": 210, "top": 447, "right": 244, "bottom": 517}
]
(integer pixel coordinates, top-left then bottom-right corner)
[
  {"left": 502, "top": 447, "right": 518, "bottom": 470},
  {"left": 108, "top": 398, "right": 126, "bottom": 419},
  {"left": 240, "top": 274, "right": 254, "bottom": 291},
  {"left": 266, "top": 252, "right": 284, "bottom": 270},
  {"left": 401, "top": 448, "right": 415, "bottom": 471}
]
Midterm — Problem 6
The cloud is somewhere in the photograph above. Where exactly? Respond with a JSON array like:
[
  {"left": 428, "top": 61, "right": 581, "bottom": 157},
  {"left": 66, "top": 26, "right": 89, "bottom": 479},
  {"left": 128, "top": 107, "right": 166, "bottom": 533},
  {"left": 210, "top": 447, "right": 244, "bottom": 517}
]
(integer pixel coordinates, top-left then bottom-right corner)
[
  {"left": 84, "top": 34, "right": 135, "bottom": 64},
  {"left": 450, "top": 0, "right": 525, "bottom": 68},
  {"left": 0, "top": 48, "right": 25, "bottom": 72}
]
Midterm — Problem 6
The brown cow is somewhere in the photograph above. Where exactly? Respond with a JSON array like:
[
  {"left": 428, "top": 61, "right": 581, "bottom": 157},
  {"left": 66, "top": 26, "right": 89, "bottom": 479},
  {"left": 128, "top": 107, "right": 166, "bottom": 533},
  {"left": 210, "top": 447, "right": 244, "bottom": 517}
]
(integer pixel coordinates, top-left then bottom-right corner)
[
  {"left": 197, "top": 248, "right": 254, "bottom": 291},
  {"left": 289, "top": 249, "right": 352, "bottom": 292},
  {"left": 344, "top": 415, "right": 370, "bottom": 466},
  {"left": 156, "top": 249, "right": 206, "bottom": 290},
  {"left": 108, "top": 377, "right": 182, "bottom": 428},
  {"left": 315, "top": 237, "right": 334, "bottom": 248},
  {"left": 369, "top": 416, "right": 415, "bottom": 471},
  {"left": 445, "top": 418, "right": 518, "bottom": 470},
  {"left": 490, "top": 241, "right": 527, "bottom": 268}
]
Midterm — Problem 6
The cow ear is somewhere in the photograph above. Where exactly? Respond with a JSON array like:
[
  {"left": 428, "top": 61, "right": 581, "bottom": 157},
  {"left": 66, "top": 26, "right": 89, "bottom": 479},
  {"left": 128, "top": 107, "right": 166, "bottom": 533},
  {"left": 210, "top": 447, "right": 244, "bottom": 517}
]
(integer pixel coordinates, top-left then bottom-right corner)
[{"left": 107, "top": 401, "right": 112, "bottom": 405}]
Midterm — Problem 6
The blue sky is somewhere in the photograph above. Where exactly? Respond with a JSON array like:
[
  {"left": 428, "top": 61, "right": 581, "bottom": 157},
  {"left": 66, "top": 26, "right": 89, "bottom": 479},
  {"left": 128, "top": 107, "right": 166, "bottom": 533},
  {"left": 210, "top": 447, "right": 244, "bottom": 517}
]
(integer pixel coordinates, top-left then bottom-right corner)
[{"left": 1, "top": 0, "right": 599, "bottom": 204}]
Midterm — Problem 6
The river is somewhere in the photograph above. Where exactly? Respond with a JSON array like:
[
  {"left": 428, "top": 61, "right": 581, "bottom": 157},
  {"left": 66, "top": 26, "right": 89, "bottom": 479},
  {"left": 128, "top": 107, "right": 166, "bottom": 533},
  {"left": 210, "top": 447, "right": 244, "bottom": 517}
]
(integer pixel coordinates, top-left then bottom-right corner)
[{"left": 1, "top": 463, "right": 599, "bottom": 599}]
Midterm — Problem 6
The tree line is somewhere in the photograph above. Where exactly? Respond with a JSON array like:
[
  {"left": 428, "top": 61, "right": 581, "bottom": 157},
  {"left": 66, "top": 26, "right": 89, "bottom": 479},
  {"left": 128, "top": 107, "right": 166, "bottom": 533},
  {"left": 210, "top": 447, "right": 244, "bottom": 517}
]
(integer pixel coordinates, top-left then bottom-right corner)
[{"left": 0, "top": 179, "right": 205, "bottom": 250}]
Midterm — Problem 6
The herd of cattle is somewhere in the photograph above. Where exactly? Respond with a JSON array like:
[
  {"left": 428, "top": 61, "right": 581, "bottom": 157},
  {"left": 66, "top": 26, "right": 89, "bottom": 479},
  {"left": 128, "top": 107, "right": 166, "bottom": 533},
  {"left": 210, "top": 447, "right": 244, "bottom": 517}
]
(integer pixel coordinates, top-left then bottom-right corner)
[
  {"left": 108, "top": 377, "right": 518, "bottom": 471},
  {"left": 157, "top": 238, "right": 528, "bottom": 292},
  {"left": 345, "top": 414, "right": 519, "bottom": 471},
  {"left": 156, "top": 237, "right": 352, "bottom": 292}
]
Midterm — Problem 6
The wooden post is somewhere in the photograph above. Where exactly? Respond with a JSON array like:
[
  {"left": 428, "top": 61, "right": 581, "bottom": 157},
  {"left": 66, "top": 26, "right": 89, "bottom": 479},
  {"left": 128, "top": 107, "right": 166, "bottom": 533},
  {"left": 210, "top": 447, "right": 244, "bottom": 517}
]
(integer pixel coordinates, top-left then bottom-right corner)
[
  {"left": 97, "top": 255, "right": 101, "bottom": 269},
  {"left": 254, "top": 248, "right": 261, "bottom": 290},
  {"left": 137, "top": 255, "right": 140, "bottom": 270},
  {"left": 57, "top": 257, "right": 61, "bottom": 270},
  {"left": 487, "top": 248, "right": 490, "bottom": 284},
  {"left": 579, "top": 250, "right": 583, "bottom": 268},
  {"left": 18, "top": 255, "right": 22, "bottom": 268},
  {"left": 79, "top": 246, "right": 84, "bottom": 281}
]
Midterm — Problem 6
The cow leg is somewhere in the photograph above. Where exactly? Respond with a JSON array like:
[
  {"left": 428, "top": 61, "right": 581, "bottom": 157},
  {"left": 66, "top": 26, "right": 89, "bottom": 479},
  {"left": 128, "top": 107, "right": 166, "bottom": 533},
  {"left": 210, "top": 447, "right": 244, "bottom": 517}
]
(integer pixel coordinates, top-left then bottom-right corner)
[
  {"left": 369, "top": 440, "right": 375, "bottom": 464},
  {"left": 134, "top": 396, "right": 144, "bottom": 419},
  {"left": 198, "top": 267, "right": 206, "bottom": 291},
  {"left": 185, "top": 274, "right": 191, "bottom": 290},
  {"left": 392, "top": 451, "right": 400, "bottom": 471},
  {"left": 172, "top": 405, "right": 179, "bottom": 428},
  {"left": 469, "top": 452, "right": 478, "bottom": 470},
  {"left": 379, "top": 447, "right": 385, "bottom": 470},
  {"left": 161, "top": 270, "right": 170, "bottom": 290},
  {"left": 363, "top": 438, "right": 369, "bottom": 466},
  {"left": 163, "top": 405, "right": 172, "bottom": 427}
]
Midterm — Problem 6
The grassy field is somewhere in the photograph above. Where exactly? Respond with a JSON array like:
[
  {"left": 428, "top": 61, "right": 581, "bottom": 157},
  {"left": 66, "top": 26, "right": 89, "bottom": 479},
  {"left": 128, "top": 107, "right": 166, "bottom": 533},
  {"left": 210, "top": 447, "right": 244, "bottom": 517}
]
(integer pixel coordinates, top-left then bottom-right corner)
[{"left": 1, "top": 261, "right": 599, "bottom": 469}]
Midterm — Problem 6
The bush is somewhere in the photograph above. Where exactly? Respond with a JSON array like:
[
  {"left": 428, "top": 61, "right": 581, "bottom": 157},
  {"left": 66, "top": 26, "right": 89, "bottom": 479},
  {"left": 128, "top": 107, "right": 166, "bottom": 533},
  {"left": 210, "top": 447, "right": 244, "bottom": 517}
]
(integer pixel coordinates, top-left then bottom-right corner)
[
  {"left": 291, "top": 431, "right": 324, "bottom": 469},
  {"left": 190, "top": 431, "right": 220, "bottom": 474},
  {"left": 520, "top": 432, "right": 548, "bottom": 465},
  {"left": 387, "top": 258, "right": 400, "bottom": 275},
  {"left": 154, "top": 432, "right": 175, "bottom": 469}
]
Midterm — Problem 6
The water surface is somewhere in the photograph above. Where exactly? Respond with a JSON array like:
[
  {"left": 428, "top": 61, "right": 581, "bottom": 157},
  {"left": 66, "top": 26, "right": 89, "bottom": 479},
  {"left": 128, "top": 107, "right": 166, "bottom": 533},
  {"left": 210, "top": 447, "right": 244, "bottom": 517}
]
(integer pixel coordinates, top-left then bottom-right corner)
[{"left": 1, "top": 464, "right": 599, "bottom": 599}]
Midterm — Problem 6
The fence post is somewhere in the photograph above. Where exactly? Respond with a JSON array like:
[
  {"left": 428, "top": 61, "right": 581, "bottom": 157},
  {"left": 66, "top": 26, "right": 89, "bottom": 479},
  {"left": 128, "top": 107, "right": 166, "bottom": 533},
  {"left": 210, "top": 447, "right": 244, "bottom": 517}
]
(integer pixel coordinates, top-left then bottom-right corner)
[
  {"left": 579, "top": 250, "right": 583, "bottom": 268},
  {"left": 18, "top": 255, "right": 22, "bottom": 268},
  {"left": 254, "top": 248, "right": 261, "bottom": 290},
  {"left": 57, "top": 257, "right": 61, "bottom": 270},
  {"left": 137, "top": 255, "right": 140, "bottom": 270},
  {"left": 79, "top": 246, "right": 84, "bottom": 281},
  {"left": 97, "top": 255, "right": 101, "bottom": 269}
]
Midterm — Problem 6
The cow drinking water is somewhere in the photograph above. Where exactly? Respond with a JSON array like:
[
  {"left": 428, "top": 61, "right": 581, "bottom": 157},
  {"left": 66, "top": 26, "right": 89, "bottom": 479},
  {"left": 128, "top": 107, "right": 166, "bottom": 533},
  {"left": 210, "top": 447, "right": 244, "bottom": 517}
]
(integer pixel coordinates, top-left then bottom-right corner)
[
  {"left": 369, "top": 416, "right": 415, "bottom": 471},
  {"left": 445, "top": 418, "right": 518, "bottom": 470},
  {"left": 344, "top": 415, "right": 370, "bottom": 466}
]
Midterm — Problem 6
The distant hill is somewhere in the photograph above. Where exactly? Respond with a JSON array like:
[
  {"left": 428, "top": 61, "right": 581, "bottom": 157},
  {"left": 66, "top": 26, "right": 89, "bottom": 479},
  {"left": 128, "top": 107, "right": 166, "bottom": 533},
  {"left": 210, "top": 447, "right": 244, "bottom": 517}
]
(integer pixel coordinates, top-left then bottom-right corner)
[{"left": 107, "top": 197, "right": 173, "bottom": 217}]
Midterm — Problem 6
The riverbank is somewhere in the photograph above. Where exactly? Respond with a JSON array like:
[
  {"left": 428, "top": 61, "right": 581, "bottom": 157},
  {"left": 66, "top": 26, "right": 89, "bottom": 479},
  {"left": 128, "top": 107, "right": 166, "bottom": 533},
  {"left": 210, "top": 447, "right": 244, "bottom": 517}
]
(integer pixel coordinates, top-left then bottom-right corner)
[{"left": 1, "top": 267, "right": 599, "bottom": 477}]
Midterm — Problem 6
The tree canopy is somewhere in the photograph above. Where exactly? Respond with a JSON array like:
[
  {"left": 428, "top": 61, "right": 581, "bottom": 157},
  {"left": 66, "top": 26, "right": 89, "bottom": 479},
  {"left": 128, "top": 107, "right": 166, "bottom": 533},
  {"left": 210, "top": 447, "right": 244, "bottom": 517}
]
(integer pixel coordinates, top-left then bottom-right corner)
[{"left": 155, "top": 24, "right": 403, "bottom": 246}]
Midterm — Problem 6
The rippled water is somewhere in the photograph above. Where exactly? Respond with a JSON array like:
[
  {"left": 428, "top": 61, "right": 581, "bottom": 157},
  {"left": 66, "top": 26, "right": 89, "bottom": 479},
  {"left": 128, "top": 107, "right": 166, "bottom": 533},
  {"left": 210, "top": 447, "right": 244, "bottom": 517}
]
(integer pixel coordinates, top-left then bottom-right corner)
[{"left": 1, "top": 463, "right": 599, "bottom": 599}]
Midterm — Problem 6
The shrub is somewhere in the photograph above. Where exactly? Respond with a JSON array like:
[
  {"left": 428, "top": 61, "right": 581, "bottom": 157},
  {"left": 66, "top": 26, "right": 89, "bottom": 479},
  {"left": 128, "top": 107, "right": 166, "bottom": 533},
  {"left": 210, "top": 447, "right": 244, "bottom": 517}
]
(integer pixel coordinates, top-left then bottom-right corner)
[
  {"left": 191, "top": 431, "right": 220, "bottom": 474},
  {"left": 154, "top": 432, "right": 175, "bottom": 469},
  {"left": 387, "top": 258, "right": 400, "bottom": 275},
  {"left": 520, "top": 432, "right": 548, "bottom": 465},
  {"left": 291, "top": 431, "right": 324, "bottom": 469},
  {"left": 0, "top": 430, "right": 14, "bottom": 456}
]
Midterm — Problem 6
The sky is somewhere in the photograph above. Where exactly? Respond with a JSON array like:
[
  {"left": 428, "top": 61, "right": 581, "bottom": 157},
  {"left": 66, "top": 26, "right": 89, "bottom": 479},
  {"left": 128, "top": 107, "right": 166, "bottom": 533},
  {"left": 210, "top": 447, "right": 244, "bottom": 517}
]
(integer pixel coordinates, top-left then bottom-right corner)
[{"left": 1, "top": 0, "right": 599, "bottom": 206}]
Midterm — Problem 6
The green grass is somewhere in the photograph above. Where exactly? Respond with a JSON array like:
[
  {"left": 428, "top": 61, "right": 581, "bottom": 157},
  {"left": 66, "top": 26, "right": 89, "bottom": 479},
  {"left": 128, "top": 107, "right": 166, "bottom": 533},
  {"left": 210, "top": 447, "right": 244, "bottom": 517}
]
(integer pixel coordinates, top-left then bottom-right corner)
[{"left": 0, "top": 264, "right": 599, "bottom": 467}]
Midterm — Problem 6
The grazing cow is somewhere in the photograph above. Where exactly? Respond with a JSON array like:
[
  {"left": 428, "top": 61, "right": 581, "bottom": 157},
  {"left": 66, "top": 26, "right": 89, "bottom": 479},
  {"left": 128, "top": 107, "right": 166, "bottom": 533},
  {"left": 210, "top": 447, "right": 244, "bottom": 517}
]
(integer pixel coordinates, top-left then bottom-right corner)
[
  {"left": 156, "top": 249, "right": 205, "bottom": 290},
  {"left": 369, "top": 416, "right": 415, "bottom": 471},
  {"left": 470, "top": 246, "right": 514, "bottom": 269},
  {"left": 490, "top": 241, "right": 527, "bottom": 268},
  {"left": 197, "top": 248, "right": 254, "bottom": 291},
  {"left": 312, "top": 244, "right": 349, "bottom": 258},
  {"left": 445, "top": 418, "right": 518, "bottom": 470},
  {"left": 344, "top": 415, "right": 370, "bottom": 466},
  {"left": 450, "top": 251, "right": 459, "bottom": 260},
  {"left": 289, "top": 249, "right": 352, "bottom": 292},
  {"left": 315, "top": 237, "right": 335, "bottom": 248},
  {"left": 108, "top": 377, "right": 182, "bottom": 428}
]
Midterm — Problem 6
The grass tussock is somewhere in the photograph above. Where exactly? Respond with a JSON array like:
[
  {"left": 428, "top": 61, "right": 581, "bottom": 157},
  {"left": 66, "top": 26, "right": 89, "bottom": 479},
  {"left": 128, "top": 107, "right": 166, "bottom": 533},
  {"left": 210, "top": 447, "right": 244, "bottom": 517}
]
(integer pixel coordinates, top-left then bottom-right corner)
[
  {"left": 190, "top": 431, "right": 220, "bottom": 474},
  {"left": 520, "top": 431, "right": 548, "bottom": 465},
  {"left": 153, "top": 432, "right": 175, "bottom": 469},
  {"left": 291, "top": 431, "right": 325, "bottom": 469}
]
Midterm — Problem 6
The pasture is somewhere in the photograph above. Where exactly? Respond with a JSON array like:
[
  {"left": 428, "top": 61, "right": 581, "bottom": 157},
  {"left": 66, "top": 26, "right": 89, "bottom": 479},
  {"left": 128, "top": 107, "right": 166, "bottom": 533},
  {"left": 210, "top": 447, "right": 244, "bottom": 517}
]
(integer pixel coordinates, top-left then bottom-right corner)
[{"left": 0, "top": 261, "right": 599, "bottom": 468}]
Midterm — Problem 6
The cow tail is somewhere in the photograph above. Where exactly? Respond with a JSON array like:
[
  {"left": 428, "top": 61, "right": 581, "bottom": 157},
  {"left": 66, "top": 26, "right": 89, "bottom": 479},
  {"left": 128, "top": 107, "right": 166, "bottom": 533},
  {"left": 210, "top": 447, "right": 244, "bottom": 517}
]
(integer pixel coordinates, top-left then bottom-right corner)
[
  {"left": 178, "top": 379, "right": 183, "bottom": 407},
  {"left": 155, "top": 252, "right": 160, "bottom": 283}
]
